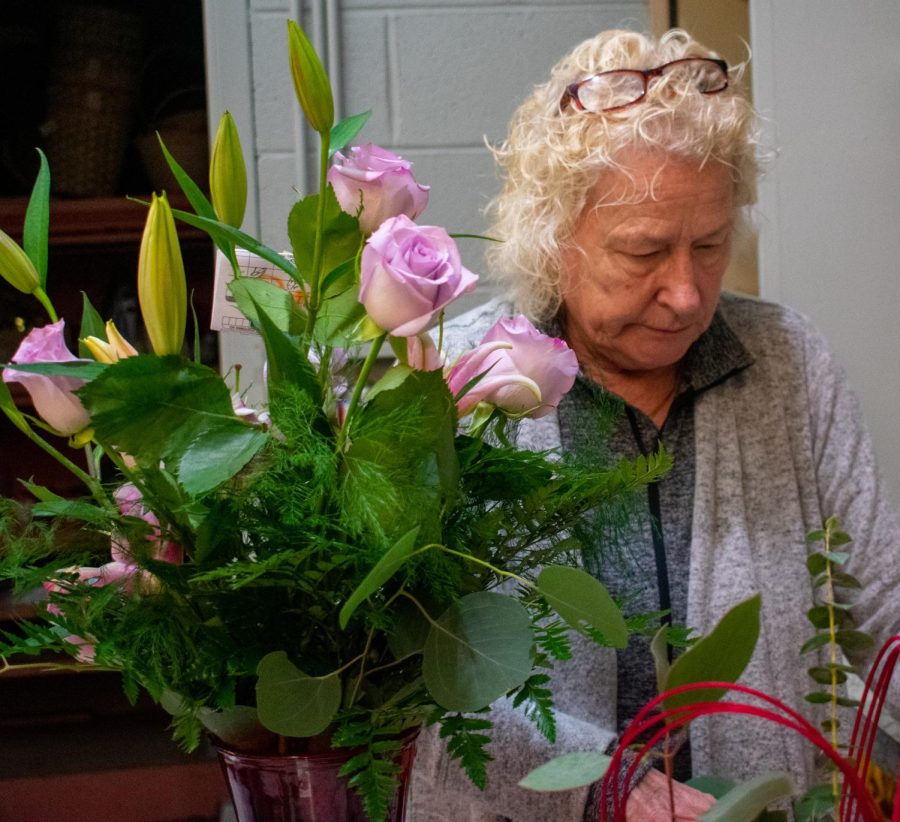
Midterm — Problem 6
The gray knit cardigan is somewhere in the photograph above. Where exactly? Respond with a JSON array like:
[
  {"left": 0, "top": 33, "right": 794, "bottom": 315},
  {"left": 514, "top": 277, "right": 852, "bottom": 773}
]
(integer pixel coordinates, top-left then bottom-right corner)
[{"left": 407, "top": 293, "right": 900, "bottom": 821}]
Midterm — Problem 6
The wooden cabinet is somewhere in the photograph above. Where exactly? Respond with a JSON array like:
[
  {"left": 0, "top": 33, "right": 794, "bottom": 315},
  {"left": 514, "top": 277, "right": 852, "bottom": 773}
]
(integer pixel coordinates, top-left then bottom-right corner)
[{"left": 0, "top": 4, "right": 230, "bottom": 818}]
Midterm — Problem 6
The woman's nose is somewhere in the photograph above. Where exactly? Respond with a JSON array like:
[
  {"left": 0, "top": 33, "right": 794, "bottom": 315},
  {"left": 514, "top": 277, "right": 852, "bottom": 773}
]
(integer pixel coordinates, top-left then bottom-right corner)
[{"left": 658, "top": 249, "right": 702, "bottom": 316}]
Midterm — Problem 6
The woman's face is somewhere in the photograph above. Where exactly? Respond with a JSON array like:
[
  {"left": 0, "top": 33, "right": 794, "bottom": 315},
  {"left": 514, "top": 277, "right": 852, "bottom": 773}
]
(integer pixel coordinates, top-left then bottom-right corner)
[{"left": 559, "top": 150, "right": 734, "bottom": 377}]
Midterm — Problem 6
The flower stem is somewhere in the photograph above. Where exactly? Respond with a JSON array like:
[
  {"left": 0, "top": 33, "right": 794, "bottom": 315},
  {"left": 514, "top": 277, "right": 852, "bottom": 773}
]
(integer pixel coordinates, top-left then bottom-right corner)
[
  {"left": 437, "top": 545, "right": 531, "bottom": 587},
  {"left": 305, "top": 131, "right": 332, "bottom": 336},
  {"left": 33, "top": 287, "right": 58, "bottom": 323},
  {"left": 336, "top": 332, "right": 388, "bottom": 452}
]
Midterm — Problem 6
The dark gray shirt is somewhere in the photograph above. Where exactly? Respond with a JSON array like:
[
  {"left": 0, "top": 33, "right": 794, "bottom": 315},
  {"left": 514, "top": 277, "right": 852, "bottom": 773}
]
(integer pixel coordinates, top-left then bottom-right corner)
[{"left": 556, "top": 309, "right": 753, "bottom": 774}]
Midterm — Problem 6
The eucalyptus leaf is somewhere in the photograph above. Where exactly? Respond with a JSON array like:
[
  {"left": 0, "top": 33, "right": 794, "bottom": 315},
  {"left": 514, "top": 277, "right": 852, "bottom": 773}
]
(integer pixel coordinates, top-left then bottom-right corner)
[
  {"left": 329, "top": 110, "right": 372, "bottom": 158},
  {"left": 701, "top": 772, "right": 795, "bottom": 822},
  {"left": 423, "top": 591, "right": 533, "bottom": 712},
  {"left": 685, "top": 775, "right": 736, "bottom": 799},
  {"left": 663, "top": 594, "right": 760, "bottom": 710},
  {"left": 199, "top": 705, "right": 278, "bottom": 750},
  {"left": 807, "top": 665, "right": 848, "bottom": 685},
  {"left": 835, "top": 629, "right": 874, "bottom": 652},
  {"left": 339, "top": 526, "right": 420, "bottom": 629},
  {"left": 805, "top": 553, "right": 827, "bottom": 575},
  {"left": 799, "top": 633, "right": 831, "bottom": 654},
  {"left": 518, "top": 752, "right": 611, "bottom": 792},
  {"left": 24, "top": 148, "right": 50, "bottom": 288},
  {"left": 256, "top": 651, "right": 341, "bottom": 737},
  {"left": 536, "top": 566, "right": 628, "bottom": 648}
]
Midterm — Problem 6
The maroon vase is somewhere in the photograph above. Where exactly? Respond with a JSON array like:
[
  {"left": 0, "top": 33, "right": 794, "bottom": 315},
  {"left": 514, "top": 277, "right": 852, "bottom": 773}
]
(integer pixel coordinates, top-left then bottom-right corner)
[{"left": 215, "top": 731, "right": 418, "bottom": 822}]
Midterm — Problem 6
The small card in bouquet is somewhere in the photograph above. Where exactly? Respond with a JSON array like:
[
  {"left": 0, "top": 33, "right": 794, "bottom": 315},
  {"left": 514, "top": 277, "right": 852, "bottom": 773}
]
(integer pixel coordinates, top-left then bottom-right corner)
[{"left": 211, "top": 248, "right": 299, "bottom": 334}]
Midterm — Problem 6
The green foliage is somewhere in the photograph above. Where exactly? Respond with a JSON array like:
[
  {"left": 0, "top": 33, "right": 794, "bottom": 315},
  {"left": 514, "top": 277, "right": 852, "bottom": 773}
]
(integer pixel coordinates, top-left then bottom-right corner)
[
  {"left": 702, "top": 772, "right": 796, "bottom": 822},
  {"left": 434, "top": 712, "right": 493, "bottom": 790},
  {"left": 518, "top": 751, "right": 611, "bottom": 792},
  {"left": 663, "top": 594, "right": 761, "bottom": 710},
  {"left": 512, "top": 672, "right": 556, "bottom": 742}
]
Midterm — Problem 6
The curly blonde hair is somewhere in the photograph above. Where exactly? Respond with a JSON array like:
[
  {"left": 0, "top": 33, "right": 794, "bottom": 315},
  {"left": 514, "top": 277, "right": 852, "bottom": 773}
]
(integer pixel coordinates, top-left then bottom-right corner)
[{"left": 486, "top": 29, "right": 761, "bottom": 321}]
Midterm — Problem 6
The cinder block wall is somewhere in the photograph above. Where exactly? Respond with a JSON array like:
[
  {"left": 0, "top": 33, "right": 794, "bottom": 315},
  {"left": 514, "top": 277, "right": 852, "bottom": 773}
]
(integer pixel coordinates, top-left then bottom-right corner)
[{"left": 205, "top": 0, "right": 647, "bottom": 385}]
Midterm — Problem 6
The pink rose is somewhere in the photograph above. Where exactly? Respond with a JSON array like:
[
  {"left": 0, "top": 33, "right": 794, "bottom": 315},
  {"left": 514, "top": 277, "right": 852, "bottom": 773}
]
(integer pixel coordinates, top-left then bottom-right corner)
[
  {"left": 2, "top": 320, "right": 91, "bottom": 435},
  {"left": 360, "top": 215, "right": 478, "bottom": 337},
  {"left": 328, "top": 144, "right": 429, "bottom": 234},
  {"left": 447, "top": 316, "right": 578, "bottom": 419}
]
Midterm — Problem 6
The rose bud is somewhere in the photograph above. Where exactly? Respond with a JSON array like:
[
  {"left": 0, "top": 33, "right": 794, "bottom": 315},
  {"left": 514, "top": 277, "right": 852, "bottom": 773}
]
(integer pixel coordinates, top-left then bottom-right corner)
[
  {"left": 406, "top": 331, "right": 442, "bottom": 372},
  {"left": 448, "top": 316, "right": 578, "bottom": 419},
  {"left": 2, "top": 319, "right": 91, "bottom": 435},
  {"left": 328, "top": 145, "right": 429, "bottom": 235},
  {"left": 210, "top": 111, "right": 247, "bottom": 229},
  {"left": 359, "top": 215, "right": 478, "bottom": 337},
  {"left": 0, "top": 227, "right": 40, "bottom": 294},
  {"left": 138, "top": 192, "right": 187, "bottom": 356},
  {"left": 287, "top": 19, "right": 334, "bottom": 135}
]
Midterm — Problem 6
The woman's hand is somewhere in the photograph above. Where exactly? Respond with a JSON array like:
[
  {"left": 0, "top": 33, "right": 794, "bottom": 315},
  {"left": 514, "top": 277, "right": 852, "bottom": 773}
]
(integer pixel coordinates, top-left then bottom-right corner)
[{"left": 624, "top": 767, "right": 715, "bottom": 821}]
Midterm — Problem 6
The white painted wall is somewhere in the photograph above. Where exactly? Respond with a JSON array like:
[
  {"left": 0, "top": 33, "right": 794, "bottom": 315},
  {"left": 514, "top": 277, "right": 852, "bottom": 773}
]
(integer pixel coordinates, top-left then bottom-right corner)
[
  {"left": 203, "top": 0, "right": 648, "bottom": 401},
  {"left": 751, "top": 1, "right": 900, "bottom": 500}
]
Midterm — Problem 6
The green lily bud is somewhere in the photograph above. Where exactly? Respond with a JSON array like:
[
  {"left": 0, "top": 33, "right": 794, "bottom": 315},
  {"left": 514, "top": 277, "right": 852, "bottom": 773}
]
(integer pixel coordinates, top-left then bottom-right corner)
[
  {"left": 210, "top": 111, "right": 247, "bottom": 229},
  {"left": 138, "top": 193, "right": 187, "bottom": 356},
  {"left": 0, "top": 228, "right": 40, "bottom": 294},
  {"left": 286, "top": 19, "right": 334, "bottom": 135}
]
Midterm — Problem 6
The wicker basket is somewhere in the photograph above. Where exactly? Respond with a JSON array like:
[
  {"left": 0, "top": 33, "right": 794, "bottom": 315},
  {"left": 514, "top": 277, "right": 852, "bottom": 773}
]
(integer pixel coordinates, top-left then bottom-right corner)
[{"left": 42, "top": 4, "right": 142, "bottom": 196}]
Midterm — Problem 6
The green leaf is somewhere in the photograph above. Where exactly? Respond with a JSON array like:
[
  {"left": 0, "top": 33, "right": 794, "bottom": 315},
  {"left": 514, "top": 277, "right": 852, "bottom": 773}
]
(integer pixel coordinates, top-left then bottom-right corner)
[
  {"left": 18, "top": 480, "right": 63, "bottom": 503},
  {"left": 198, "top": 705, "right": 277, "bottom": 750},
  {"left": 329, "top": 111, "right": 372, "bottom": 158},
  {"left": 829, "top": 571, "right": 862, "bottom": 590},
  {"left": 314, "top": 281, "right": 367, "bottom": 346},
  {"left": 536, "top": 566, "right": 628, "bottom": 648},
  {"left": 168, "top": 205, "right": 302, "bottom": 284},
  {"left": 2, "top": 360, "right": 107, "bottom": 381},
  {"left": 650, "top": 624, "right": 671, "bottom": 692},
  {"left": 79, "top": 355, "right": 268, "bottom": 495},
  {"left": 829, "top": 531, "right": 852, "bottom": 546},
  {"left": 685, "top": 775, "right": 736, "bottom": 799},
  {"left": 31, "top": 499, "right": 109, "bottom": 524},
  {"left": 807, "top": 605, "right": 847, "bottom": 630},
  {"left": 822, "top": 550, "right": 849, "bottom": 565},
  {"left": 0, "top": 377, "right": 29, "bottom": 434},
  {"left": 835, "top": 629, "right": 875, "bottom": 653},
  {"left": 248, "top": 296, "right": 320, "bottom": 404},
  {"left": 288, "top": 186, "right": 361, "bottom": 285},
  {"left": 228, "top": 277, "right": 306, "bottom": 336},
  {"left": 701, "top": 772, "right": 795, "bottom": 822},
  {"left": 804, "top": 692, "right": 832, "bottom": 704},
  {"left": 518, "top": 752, "right": 611, "bottom": 792},
  {"left": 78, "top": 292, "right": 108, "bottom": 358},
  {"left": 806, "top": 553, "right": 827, "bottom": 575},
  {"left": 24, "top": 148, "right": 50, "bottom": 288},
  {"left": 255, "top": 651, "right": 341, "bottom": 737},
  {"left": 156, "top": 133, "right": 216, "bottom": 219},
  {"left": 663, "top": 594, "right": 760, "bottom": 710},
  {"left": 799, "top": 633, "right": 831, "bottom": 654},
  {"left": 422, "top": 591, "right": 533, "bottom": 712},
  {"left": 794, "top": 783, "right": 836, "bottom": 822},
  {"left": 339, "top": 526, "right": 420, "bottom": 629},
  {"left": 807, "top": 665, "right": 848, "bottom": 685}
]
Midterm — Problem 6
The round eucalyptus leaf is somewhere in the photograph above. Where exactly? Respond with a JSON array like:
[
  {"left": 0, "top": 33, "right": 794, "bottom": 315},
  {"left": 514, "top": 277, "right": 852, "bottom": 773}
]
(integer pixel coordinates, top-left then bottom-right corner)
[
  {"left": 423, "top": 591, "right": 533, "bottom": 712},
  {"left": 519, "top": 751, "right": 611, "bottom": 792},
  {"left": 255, "top": 651, "right": 341, "bottom": 737},
  {"left": 537, "top": 566, "right": 628, "bottom": 648}
]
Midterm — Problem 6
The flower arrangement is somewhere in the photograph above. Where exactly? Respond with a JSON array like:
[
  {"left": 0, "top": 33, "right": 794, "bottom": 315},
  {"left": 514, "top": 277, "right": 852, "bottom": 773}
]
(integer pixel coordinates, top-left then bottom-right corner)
[
  {"left": 0, "top": 20, "right": 667, "bottom": 820},
  {"left": 521, "top": 520, "right": 900, "bottom": 822}
]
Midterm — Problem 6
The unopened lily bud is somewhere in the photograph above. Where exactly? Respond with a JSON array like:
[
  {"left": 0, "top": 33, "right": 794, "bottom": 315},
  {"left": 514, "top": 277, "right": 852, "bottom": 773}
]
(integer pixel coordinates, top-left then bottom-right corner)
[
  {"left": 138, "top": 193, "right": 187, "bottom": 356},
  {"left": 0, "top": 228, "right": 40, "bottom": 294},
  {"left": 83, "top": 320, "right": 138, "bottom": 364},
  {"left": 210, "top": 111, "right": 247, "bottom": 228},
  {"left": 286, "top": 19, "right": 334, "bottom": 135}
]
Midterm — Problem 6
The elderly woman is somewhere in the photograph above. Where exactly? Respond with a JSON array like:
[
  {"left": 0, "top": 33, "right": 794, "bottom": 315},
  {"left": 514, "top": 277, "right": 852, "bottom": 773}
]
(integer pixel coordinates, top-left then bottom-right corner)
[{"left": 407, "top": 27, "right": 900, "bottom": 821}]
